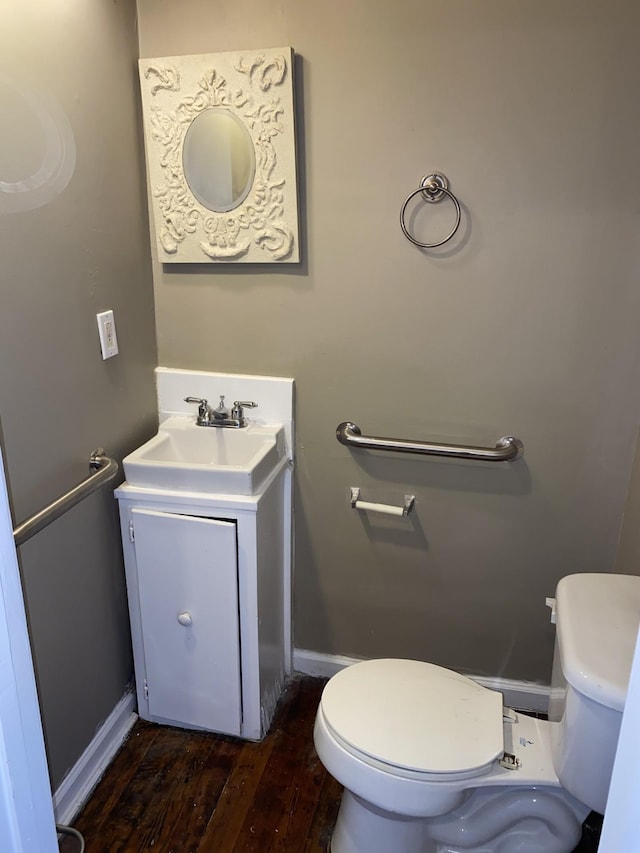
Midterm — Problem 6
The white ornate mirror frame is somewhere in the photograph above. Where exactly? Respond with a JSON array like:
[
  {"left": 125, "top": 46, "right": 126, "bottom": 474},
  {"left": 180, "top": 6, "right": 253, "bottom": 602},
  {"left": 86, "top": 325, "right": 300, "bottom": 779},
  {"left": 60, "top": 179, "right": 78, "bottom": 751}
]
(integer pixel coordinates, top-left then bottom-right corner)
[{"left": 138, "top": 47, "right": 299, "bottom": 264}]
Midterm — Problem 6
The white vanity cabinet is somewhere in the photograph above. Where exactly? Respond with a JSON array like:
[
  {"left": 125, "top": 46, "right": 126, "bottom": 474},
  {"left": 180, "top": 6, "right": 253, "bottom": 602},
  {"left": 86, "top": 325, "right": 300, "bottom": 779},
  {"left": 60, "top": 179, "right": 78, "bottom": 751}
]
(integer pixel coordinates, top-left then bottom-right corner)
[{"left": 115, "top": 459, "right": 290, "bottom": 740}]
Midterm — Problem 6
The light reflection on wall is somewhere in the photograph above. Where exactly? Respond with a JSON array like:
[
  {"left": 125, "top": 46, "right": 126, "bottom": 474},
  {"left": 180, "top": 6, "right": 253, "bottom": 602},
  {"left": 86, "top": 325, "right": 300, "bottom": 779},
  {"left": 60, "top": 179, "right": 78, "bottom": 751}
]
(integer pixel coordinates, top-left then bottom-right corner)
[{"left": 0, "top": 73, "right": 75, "bottom": 213}]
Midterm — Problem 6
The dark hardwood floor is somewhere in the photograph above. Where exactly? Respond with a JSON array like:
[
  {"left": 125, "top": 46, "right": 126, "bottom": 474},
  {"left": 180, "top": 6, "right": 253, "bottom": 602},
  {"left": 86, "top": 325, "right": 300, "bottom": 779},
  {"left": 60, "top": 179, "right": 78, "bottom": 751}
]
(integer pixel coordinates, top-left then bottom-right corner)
[
  {"left": 58, "top": 674, "right": 601, "bottom": 852},
  {"left": 59, "top": 676, "right": 341, "bottom": 853}
]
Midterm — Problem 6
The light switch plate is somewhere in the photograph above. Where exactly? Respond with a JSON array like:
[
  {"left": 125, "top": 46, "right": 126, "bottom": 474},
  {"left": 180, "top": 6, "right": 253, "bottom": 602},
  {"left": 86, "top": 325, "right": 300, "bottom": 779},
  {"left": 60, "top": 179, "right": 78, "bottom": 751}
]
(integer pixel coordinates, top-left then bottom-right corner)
[{"left": 96, "top": 310, "right": 119, "bottom": 359}]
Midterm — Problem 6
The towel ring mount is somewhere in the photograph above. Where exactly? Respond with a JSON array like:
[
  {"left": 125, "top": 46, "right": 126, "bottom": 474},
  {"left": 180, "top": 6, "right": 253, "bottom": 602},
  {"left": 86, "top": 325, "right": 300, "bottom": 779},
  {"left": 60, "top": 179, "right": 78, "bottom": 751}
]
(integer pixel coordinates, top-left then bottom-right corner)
[{"left": 400, "top": 171, "right": 461, "bottom": 249}]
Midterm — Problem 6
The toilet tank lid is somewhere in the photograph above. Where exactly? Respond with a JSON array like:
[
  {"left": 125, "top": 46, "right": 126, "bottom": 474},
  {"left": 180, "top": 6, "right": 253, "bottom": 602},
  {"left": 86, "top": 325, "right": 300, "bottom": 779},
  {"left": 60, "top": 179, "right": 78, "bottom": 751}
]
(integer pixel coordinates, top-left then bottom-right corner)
[{"left": 556, "top": 573, "right": 640, "bottom": 712}]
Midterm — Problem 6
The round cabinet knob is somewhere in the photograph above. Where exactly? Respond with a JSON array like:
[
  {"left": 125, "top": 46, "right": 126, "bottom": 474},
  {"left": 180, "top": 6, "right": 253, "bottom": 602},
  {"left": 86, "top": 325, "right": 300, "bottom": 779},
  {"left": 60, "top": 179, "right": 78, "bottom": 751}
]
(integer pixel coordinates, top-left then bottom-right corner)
[{"left": 177, "top": 611, "right": 193, "bottom": 627}]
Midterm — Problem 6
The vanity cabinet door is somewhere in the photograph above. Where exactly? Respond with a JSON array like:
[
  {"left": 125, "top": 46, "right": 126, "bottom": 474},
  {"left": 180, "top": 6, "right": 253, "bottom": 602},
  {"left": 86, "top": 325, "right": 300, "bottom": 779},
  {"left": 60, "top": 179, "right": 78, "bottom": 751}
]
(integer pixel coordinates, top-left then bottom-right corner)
[{"left": 131, "top": 508, "right": 241, "bottom": 735}]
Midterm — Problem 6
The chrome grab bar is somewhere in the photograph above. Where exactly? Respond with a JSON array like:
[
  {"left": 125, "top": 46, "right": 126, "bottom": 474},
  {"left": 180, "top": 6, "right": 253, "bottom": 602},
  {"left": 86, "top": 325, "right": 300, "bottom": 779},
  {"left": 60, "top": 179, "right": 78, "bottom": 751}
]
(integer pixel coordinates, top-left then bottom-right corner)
[
  {"left": 13, "top": 450, "right": 119, "bottom": 546},
  {"left": 336, "top": 422, "right": 524, "bottom": 462}
]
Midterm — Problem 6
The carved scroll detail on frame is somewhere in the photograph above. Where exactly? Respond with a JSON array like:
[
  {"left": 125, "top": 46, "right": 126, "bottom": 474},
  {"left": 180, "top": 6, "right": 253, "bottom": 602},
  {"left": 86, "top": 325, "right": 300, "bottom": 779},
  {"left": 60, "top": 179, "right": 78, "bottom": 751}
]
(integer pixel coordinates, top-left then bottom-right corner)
[{"left": 138, "top": 48, "right": 299, "bottom": 264}]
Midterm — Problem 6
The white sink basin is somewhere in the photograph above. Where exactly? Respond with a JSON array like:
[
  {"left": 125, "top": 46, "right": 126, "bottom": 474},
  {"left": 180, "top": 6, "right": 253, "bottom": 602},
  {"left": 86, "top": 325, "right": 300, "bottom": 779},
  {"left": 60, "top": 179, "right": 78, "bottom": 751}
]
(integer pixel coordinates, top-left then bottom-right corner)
[{"left": 123, "top": 417, "right": 286, "bottom": 495}]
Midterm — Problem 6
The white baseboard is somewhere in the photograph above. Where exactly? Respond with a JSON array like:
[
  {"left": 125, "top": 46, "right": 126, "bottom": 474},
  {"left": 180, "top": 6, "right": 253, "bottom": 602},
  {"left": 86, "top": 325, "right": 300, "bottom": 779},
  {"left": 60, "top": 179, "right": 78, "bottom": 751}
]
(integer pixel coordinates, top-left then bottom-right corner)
[
  {"left": 53, "top": 688, "right": 137, "bottom": 826},
  {"left": 294, "top": 649, "right": 363, "bottom": 679},
  {"left": 293, "top": 649, "right": 551, "bottom": 714},
  {"left": 470, "top": 674, "right": 551, "bottom": 714}
]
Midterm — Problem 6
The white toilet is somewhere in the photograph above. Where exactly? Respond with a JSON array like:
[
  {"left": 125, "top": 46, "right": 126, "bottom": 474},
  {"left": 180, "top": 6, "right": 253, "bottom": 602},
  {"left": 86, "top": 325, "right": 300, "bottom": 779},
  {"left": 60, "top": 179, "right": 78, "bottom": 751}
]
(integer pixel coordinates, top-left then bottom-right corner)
[{"left": 314, "top": 573, "right": 640, "bottom": 853}]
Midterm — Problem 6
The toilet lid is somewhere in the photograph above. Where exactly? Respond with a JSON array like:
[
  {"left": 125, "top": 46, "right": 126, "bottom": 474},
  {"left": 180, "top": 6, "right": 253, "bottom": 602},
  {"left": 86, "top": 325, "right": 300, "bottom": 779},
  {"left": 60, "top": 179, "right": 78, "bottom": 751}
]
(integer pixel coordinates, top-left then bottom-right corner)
[{"left": 320, "top": 659, "right": 504, "bottom": 776}]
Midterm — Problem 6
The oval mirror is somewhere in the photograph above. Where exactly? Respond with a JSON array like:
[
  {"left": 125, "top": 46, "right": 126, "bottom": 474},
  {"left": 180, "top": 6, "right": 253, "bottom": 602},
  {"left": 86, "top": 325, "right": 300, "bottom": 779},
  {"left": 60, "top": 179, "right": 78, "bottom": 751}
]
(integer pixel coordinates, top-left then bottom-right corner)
[{"left": 182, "top": 108, "right": 255, "bottom": 213}]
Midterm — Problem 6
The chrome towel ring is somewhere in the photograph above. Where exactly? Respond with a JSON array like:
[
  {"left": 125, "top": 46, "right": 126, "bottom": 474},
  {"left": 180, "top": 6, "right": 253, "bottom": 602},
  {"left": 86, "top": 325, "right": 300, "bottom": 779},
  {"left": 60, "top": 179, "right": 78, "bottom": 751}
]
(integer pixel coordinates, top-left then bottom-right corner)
[{"left": 400, "top": 172, "right": 461, "bottom": 248}]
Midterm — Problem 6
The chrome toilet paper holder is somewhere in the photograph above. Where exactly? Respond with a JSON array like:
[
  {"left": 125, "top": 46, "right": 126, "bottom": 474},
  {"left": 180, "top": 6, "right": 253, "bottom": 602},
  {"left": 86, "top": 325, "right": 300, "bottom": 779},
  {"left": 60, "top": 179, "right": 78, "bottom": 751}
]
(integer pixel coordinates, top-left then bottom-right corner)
[{"left": 350, "top": 487, "right": 415, "bottom": 518}]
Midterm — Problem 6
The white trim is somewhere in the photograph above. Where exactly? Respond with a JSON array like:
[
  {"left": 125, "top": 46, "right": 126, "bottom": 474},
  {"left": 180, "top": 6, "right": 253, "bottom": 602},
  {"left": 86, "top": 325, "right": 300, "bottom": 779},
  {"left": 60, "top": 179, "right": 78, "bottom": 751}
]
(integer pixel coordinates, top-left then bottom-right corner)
[
  {"left": 471, "top": 674, "right": 550, "bottom": 714},
  {"left": 601, "top": 622, "right": 640, "bottom": 850},
  {"left": 294, "top": 649, "right": 364, "bottom": 679},
  {"left": 293, "top": 649, "right": 551, "bottom": 714},
  {"left": 53, "top": 690, "right": 137, "bottom": 826},
  {"left": 0, "top": 448, "right": 58, "bottom": 851},
  {"left": 283, "top": 466, "right": 293, "bottom": 675}
]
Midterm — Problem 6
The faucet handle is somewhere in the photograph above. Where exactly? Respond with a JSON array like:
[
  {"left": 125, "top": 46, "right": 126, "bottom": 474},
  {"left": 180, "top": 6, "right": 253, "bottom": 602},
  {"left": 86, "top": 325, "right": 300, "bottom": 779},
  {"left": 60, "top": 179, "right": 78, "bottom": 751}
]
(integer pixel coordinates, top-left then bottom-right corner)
[
  {"left": 231, "top": 400, "right": 258, "bottom": 420},
  {"left": 184, "top": 396, "right": 208, "bottom": 409},
  {"left": 184, "top": 396, "right": 210, "bottom": 423}
]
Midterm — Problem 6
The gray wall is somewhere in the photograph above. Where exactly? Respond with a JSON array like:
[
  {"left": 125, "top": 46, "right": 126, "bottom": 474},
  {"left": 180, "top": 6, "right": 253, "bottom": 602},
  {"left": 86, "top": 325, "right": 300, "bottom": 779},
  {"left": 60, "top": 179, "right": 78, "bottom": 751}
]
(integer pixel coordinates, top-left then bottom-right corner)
[
  {"left": 616, "top": 431, "right": 640, "bottom": 577},
  {"left": 0, "top": 1, "right": 157, "bottom": 788},
  {"left": 138, "top": 0, "right": 640, "bottom": 685}
]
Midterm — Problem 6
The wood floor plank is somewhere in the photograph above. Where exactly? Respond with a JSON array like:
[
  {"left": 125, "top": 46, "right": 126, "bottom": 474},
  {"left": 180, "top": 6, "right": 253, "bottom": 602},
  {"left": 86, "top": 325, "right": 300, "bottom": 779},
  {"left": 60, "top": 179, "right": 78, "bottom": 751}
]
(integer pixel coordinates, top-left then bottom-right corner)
[
  {"left": 125, "top": 734, "right": 230, "bottom": 852},
  {"left": 62, "top": 723, "right": 162, "bottom": 853},
  {"left": 196, "top": 734, "right": 276, "bottom": 850},
  {"left": 196, "top": 676, "right": 310, "bottom": 851},
  {"left": 231, "top": 677, "right": 326, "bottom": 851},
  {"left": 303, "top": 771, "right": 343, "bottom": 853},
  {"left": 156, "top": 735, "right": 241, "bottom": 851},
  {"left": 60, "top": 677, "right": 338, "bottom": 853},
  {"left": 86, "top": 725, "right": 211, "bottom": 852},
  {"left": 116, "top": 727, "right": 195, "bottom": 851},
  {"left": 73, "top": 723, "right": 160, "bottom": 838}
]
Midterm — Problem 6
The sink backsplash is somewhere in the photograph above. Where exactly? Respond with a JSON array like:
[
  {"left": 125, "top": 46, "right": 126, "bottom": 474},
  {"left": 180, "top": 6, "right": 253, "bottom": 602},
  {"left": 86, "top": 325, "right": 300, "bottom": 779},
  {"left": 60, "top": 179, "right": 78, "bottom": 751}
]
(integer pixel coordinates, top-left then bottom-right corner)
[{"left": 155, "top": 367, "right": 294, "bottom": 459}]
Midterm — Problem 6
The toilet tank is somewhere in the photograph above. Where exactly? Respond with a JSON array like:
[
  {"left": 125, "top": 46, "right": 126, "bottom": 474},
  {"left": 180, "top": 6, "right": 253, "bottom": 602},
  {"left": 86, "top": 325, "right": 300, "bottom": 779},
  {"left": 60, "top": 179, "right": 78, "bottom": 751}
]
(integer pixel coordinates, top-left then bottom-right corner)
[{"left": 549, "top": 573, "right": 640, "bottom": 814}]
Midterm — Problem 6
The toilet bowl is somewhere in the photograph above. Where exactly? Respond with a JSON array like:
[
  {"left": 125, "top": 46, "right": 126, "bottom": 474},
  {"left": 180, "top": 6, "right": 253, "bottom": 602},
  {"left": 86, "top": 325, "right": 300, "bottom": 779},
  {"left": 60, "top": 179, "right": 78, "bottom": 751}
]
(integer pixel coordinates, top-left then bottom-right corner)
[{"left": 313, "top": 573, "right": 640, "bottom": 853}]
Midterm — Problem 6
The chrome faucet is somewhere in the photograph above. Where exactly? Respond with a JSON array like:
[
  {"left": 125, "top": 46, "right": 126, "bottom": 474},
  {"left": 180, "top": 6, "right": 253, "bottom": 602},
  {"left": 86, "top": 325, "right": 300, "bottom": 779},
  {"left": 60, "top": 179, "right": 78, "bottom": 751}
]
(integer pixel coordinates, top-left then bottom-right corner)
[
  {"left": 212, "top": 395, "right": 230, "bottom": 421},
  {"left": 184, "top": 396, "right": 258, "bottom": 428}
]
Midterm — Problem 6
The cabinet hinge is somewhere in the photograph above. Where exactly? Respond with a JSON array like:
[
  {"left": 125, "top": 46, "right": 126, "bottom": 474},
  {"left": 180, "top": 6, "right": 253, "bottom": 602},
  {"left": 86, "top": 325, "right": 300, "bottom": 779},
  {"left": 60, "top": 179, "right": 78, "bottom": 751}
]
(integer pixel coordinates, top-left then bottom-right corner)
[
  {"left": 129, "top": 520, "right": 135, "bottom": 542},
  {"left": 143, "top": 678, "right": 148, "bottom": 700}
]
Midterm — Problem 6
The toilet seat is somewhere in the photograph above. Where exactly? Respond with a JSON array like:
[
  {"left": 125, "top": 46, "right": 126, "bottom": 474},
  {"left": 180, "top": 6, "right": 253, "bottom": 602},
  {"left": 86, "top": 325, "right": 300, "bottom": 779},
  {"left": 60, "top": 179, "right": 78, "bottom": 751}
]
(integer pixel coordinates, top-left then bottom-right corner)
[{"left": 320, "top": 659, "right": 504, "bottom": 781}]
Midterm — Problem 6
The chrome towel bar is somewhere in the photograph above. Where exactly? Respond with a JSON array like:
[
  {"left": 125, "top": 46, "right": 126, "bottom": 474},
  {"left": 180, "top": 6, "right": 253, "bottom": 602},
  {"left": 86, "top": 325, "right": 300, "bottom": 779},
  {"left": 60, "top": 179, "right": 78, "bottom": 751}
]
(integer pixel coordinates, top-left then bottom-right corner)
[
  {"left": 13, "top": 449, "right": 119, "bottom": 546},
  {"left": 336, "top": 422, "right": 524, "bottom": 462}
]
